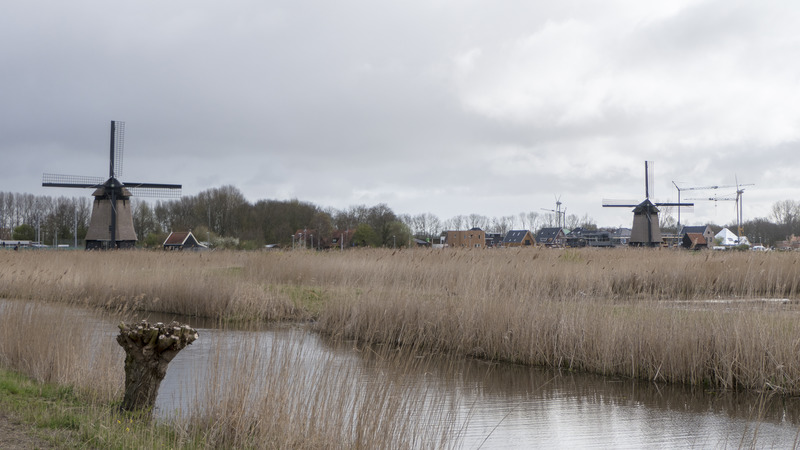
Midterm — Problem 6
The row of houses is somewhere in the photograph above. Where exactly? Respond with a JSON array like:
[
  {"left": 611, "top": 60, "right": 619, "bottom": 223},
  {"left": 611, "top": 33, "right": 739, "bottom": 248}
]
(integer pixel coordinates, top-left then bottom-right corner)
[
  {"left": 444, "top": 225, "right": 755, "bottom": 250},
  {"left": 443, "top": 227, "right": 633, "bottom": 249},
  {"left": 158, "top": 225, "right": 752, "bottom": 251},
  {"left": 680, "top": 225, "right": 755, "bottom": 249}
]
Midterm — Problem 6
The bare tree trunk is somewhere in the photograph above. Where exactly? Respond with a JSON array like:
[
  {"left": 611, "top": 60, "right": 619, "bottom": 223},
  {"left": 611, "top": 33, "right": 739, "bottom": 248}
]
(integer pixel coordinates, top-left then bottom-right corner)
[{"left": 116, "top": 320, "right": 198, "bottom": 414}]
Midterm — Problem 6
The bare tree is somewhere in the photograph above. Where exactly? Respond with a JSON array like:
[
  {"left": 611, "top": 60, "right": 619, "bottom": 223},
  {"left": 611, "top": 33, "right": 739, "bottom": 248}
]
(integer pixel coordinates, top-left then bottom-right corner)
[
  {"left": 543, "top": 212, "right": 557, "bottom": 227},
  {"left": 526, "top": 211, "right": 540, "bottom": 232},
  {"left": 659, "top": 206, "right": 676, "bottom": 232},
  {"left": 565, "top": 214, "right": 580, "bottom": 229},
  {"left": 468, "top": 213, "right": 489, "bottom": 230},
  {"left": 405, "top": 212, "right": 441, "bottom": 240},
  {"left": 446, "top": 215, "right": 466, "bottom": 231},
  {"left": 578, "top": 213, "right": 597, "bottom": 231},
  {"left": 771, "top": 200, "right": 800, "bottom": 237}
]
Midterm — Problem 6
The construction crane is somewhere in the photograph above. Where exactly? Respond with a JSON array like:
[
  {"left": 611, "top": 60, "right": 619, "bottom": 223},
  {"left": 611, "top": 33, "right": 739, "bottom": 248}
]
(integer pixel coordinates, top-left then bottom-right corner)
[
  {"left": 687, "top": 179, "right": 753, "bottom": 241},
  {"left": 672, "top": 181, "right": 754, "bottom": 232}
]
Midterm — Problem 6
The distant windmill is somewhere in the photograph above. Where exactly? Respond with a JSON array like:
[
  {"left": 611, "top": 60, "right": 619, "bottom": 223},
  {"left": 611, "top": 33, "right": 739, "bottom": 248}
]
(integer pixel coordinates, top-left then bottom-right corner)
[
  {"left": 603, "top": 161, "right": 693, "bottom": 247},
  {"left": 541, "top": 195, "right": 566, "bottom": 228},
  {"left": 42, "top": 121, "right": 182, "bottom": 249}
]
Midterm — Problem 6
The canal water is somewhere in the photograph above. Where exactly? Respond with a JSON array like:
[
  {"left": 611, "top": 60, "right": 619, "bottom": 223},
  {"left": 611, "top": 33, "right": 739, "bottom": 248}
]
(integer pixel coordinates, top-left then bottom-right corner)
[
  {"left": 3, "top": 299, "right": 799, "bottom": 448},
  {"left": 152, "top": 316, "right": 800, "bottom": 449}
]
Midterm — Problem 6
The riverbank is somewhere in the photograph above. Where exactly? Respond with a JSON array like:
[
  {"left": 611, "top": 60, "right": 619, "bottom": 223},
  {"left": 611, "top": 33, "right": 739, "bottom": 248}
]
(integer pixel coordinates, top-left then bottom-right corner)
[
  {"left": 0, "top": 300, "right": 468, "bottom": 448},
  {"left": 0, "top": 367, "right": 179, "bottom": 448},
  {"left": 2, "top": 247, "right": 800, "bottom": 395}
]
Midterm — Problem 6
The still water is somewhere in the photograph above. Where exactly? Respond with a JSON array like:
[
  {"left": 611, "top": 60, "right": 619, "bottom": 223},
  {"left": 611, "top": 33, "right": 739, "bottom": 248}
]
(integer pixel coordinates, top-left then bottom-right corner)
[{"left": 151, "top": 316, "right": 800, "bottom": 449}]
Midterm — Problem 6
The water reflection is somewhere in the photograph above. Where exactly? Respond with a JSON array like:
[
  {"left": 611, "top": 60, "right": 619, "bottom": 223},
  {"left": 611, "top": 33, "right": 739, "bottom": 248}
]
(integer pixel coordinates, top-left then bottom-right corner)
[
  {"left": 5, "top": 301, "right": 799, "bottom": 449},
  {"left": 154, "top": 318, "right": 800, "bottom": 449},
  {"left": 325, "top": 340, "right": 800, "bottom": 448}
]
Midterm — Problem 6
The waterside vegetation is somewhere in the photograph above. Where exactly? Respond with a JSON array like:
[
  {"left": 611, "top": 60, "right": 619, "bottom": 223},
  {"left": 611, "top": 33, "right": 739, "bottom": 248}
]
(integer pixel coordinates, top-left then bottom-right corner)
[
  {"left": 2, "top": 248, "right": 800, "bottom": 393},
  {"left": 2, "top": 247, "right": 800, "bottom": 446},
  {"left": 0, "top": 301, "right": 464, "bottom": 448}
]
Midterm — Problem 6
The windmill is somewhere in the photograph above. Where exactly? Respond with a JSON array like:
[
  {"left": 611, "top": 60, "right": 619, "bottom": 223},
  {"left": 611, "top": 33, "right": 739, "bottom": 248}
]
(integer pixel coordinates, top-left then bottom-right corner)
[
  {"left": 540, "top": 196, "right": 566, "bottom": 228},
  {"left": 603, "top": 161, "right": 693, "bottom": 247},
  {"left": 42, "top": 121, "right": 182, "bottom": 249}
]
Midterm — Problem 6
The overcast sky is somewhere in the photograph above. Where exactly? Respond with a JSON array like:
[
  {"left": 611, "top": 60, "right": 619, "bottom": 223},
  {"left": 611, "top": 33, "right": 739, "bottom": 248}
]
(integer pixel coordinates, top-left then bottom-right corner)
[{"left": 3, "top": 0, "right": 799, "bottom": 229}]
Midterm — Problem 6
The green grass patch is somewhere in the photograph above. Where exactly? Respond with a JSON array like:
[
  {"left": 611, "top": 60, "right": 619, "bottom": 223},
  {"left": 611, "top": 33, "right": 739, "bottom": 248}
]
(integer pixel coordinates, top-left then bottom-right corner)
[
  {"left": 282, "top": 285, "right": 328, "bottom": 316},
  {"left": 0, "top": 367, "right": 189, "bottom": 448}
]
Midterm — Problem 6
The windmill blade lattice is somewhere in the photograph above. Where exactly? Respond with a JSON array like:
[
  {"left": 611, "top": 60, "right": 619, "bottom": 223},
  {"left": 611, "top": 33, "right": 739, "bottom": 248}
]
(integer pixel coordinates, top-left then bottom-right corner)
[
  {"left": 113, "top": 121, "right": 125, "bottom": 178},
  {"left": 42, "top": 173, "right": 106, "bottom": 188},
  {"left": 126, "top": 186, "right": 183, "bottom": 198}
]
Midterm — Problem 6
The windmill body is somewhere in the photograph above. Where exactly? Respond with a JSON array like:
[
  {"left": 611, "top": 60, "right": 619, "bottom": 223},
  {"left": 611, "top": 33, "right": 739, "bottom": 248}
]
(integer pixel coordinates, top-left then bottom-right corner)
[
  {"left": 629, "top": 199, "right": 662, "bottom": 245},
  {"left": 603, "top": 161, "right": 693, "bottom": 247},
  {"left": 43, "top": 121, "right": 181, "bottom": 249},
  {"left": 84, "top": 182, "right": 137, "bottom": 249}
]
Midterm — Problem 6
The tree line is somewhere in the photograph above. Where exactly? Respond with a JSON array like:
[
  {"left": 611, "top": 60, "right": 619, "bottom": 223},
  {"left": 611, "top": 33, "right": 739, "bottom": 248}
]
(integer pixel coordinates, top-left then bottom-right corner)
[{"left": 2, "top": 187, "right": 799, "bottom": 248}]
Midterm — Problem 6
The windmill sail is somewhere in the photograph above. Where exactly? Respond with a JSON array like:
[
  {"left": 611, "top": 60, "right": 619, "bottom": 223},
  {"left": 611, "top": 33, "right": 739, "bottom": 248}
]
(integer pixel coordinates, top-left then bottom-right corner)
[
  {"left": 42, "top": 173, "right": 105, "bottom": 189},
  {"left": 112, "top": 120, "right": 125, "bottom": 178}
]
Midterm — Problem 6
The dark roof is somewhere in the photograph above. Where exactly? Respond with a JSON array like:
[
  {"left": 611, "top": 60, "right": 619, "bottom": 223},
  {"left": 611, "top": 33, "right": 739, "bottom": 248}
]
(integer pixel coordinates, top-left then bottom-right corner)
[
  {"left": 163, "top": 231, "right": 206, "bottom": 249},
  {"left": 536, "top": 227, "right": 562, "bottom": 237},
  {"left": 680, "top": 225, "right": 711, "bottom": 235},
  {"left": 164, "top": 231, "right": 192, "bottom": 246},
  {"left": 685, "top": 233, "right": 707, "bottom": 245},
  {"left": 632, "top": 199, "right": 660, "bottom": 214},
  {"left": 567, "top": 227, "right": 597, "bottom": 237},
  {"left": 503, "top": 230, "right": 531, "bottom": 244},
  {"left": 535, "top": 228, "right": 564, "bottom": 243}
]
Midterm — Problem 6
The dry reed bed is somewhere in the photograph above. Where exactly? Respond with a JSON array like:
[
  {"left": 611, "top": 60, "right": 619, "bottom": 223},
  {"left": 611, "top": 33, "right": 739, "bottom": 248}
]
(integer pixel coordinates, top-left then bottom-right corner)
[
  {"left": 186, "top": 333, "right": 463, "bottom": 449},
  {"left": 0, "top": 300, "right": 123, "bottom": 402},
  {"left": 2, "top": 248, "right": 800, "bottom": 394},
  {"left": 0, "top": 300, "right": 465, "bottom": 448}
]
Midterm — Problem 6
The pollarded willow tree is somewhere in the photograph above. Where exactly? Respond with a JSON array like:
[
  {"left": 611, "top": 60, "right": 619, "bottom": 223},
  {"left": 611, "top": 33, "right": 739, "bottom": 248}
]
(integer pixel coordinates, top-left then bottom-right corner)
[{"left": 116, "top": 321, "right": 198, "bottom": 414}]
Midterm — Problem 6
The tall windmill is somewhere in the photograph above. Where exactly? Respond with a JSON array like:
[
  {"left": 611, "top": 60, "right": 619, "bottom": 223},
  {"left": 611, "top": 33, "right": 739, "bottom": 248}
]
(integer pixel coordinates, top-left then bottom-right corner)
[
  {"left": 603, "top": 161, "right": 693, "bottom": 247},
  {"left": 42, "top": 121, "right": 182, "bottom": 249}
]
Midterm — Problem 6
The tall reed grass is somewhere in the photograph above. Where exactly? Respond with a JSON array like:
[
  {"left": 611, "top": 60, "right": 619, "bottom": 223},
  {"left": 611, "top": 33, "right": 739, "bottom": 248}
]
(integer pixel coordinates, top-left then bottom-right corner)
[
  {"left": 0, "top": 300, "right": 122, "bottom": 402},
  {"left": 2, "top": 248, "right": 800, "bottom": 394},
  {"left": 181, "top": 333, "right": 465, "bottom": 449},
  {"left": 0, "top": 300, "right": 468, "bottom": 448}
]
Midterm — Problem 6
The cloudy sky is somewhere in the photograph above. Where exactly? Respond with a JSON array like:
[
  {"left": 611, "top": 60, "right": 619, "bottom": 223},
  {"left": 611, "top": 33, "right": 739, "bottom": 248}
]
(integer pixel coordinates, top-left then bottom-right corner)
[{"left": 3, "top": 0, "right": 799, "bottom": 228}]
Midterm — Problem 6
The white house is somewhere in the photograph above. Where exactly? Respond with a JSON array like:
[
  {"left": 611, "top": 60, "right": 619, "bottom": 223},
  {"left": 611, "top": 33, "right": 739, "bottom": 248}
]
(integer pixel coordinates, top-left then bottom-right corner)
[{"left": 715, "top": 228, "right": 749, "bottom": 246}]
